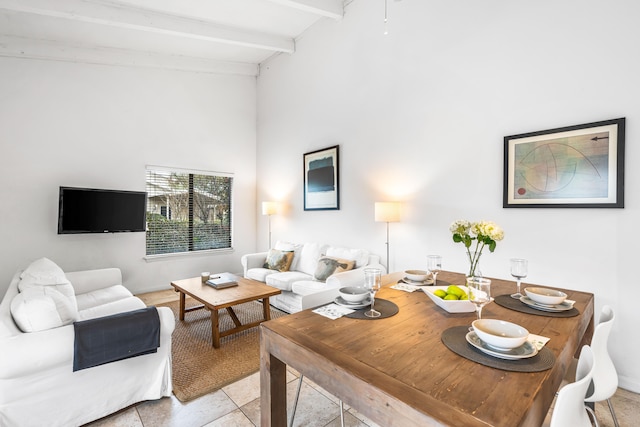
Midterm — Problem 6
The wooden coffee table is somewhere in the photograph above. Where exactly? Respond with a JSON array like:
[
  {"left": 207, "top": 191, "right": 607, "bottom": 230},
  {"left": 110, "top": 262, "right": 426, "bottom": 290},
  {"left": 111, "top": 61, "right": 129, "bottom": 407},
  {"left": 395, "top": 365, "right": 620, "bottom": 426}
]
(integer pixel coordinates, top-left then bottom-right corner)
[{"left": 171, "top": 275, "right": 281, "bottom": 348}]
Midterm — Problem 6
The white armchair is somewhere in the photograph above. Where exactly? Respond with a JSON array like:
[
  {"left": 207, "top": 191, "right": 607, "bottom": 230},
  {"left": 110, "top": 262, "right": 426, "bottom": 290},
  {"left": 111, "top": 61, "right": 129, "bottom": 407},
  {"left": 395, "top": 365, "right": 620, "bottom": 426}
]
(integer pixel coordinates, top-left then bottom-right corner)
[{"left": 0, "top": 260, "right": 174, "bottom": 427}]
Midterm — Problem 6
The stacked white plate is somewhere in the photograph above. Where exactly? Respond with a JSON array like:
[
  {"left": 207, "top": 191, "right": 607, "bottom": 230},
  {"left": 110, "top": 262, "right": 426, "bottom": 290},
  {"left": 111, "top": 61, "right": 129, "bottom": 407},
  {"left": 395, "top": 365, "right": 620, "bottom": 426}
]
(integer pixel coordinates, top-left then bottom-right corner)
[
  {"left": 521, "top": 287, "right": 574, "bottom": 312},
  {"left": 466, "top": 332, "right": 538, "bottom": 360},
  {"left": 520, "top": 296, "right": 574, "bottom": 312}
]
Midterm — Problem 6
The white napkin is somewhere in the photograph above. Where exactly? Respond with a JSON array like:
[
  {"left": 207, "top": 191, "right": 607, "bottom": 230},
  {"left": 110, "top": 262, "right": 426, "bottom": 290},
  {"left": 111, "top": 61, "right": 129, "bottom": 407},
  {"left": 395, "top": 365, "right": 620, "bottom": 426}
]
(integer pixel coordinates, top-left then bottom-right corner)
[
  {"left": 312, "top": 303, "right": 355, "bottom": 320},
  {"left": 391, "top": 283, "right": 421, "bottom": 292},
  {"left": 527, "top": 333, "right": 550, "bottom": 351}
]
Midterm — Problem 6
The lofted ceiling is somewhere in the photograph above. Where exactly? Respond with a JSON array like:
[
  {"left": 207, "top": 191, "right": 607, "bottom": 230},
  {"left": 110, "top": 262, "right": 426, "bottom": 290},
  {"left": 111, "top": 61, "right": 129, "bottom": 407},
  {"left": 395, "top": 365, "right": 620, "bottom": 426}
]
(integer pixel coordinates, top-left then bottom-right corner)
[{"left": 0, "top": 0, "right": 349, "bottom": 76}]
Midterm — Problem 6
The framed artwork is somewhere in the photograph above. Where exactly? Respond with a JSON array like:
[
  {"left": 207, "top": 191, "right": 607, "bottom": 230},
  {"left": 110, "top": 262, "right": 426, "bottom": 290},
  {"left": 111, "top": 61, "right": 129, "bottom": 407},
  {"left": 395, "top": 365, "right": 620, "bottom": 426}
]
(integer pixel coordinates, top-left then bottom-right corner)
[
  {"left": 503, "top": 118, "right": 625, "bottom": 208},
  {"left": 303, "top": 145, "right": 340, "bottom": 210}
]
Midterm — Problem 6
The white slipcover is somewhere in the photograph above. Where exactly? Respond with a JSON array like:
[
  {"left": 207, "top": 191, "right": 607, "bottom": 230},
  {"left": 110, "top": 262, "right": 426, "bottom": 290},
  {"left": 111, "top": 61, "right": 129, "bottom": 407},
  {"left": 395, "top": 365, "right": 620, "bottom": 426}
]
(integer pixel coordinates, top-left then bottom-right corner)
[
  {"left": 241, "top": 242, "right": 385, "bottom": 313},
  {"left": 0, "top": 266, "right": 175, "bottom": 427}
]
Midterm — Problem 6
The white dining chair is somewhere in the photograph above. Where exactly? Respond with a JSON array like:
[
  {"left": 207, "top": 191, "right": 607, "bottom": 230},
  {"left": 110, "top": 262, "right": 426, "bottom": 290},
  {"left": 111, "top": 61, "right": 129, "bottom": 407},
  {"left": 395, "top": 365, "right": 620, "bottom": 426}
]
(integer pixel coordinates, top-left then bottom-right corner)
[
  {"left": 584, "top": 305, "right": 619, "bottom": 427},
  {"left": 289, "top": 375, "right": 345, "bottom": 427},
  {"left": 550, "top": 345, "right": 598, "bottom": 427}
]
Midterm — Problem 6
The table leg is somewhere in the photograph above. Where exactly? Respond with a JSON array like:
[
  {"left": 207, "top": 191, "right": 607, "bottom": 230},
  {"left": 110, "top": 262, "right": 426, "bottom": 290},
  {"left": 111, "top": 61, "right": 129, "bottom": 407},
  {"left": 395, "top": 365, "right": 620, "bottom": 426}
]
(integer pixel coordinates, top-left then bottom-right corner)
[
  {"left": 211, "top": 308, "right": 220, "bottom": 348},
  {"left": 263, "top": 297, "right": 271, "bottom": 320},
  {"left": 227, "top": 306, "right": 242, "bottom": 327},
  {"left": 178, "top": 291, "right": 186, "bottom": 321},
  {"left": 260, "top": 330, "right": 287, "bottom": 426}
]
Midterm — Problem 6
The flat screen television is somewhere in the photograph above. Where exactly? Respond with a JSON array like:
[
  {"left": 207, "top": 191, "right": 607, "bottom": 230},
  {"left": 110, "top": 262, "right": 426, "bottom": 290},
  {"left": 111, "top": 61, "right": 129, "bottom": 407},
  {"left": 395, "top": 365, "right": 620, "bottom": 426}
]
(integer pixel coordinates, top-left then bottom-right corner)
[{"left": 58, "top": 187, "right": 147, "bottom": 234}]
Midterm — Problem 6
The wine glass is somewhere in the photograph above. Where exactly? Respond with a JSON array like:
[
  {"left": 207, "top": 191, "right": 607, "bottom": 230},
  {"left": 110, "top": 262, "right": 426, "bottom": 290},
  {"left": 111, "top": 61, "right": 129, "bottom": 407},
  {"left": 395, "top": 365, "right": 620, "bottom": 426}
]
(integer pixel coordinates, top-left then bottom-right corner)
[
  {"left": 510, "top": 258, "right": 528, "bottom": 299},
  {"left": 467, "top": 277, "right": 491, "bottom": 327},
  {"left": 426, "top": 255, "right": 442, "bottom": 286},
  {"left": 364, "top": 268, "right": 382, "bottom": 318}
]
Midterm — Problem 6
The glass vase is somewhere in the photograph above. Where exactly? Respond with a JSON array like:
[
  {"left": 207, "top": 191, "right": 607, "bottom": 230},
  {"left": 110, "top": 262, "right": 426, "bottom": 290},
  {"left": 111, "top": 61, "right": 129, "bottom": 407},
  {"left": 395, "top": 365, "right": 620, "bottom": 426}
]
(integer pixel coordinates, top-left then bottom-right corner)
[{"left": 467, "top": 255, "right": 482, "bottom": 279}]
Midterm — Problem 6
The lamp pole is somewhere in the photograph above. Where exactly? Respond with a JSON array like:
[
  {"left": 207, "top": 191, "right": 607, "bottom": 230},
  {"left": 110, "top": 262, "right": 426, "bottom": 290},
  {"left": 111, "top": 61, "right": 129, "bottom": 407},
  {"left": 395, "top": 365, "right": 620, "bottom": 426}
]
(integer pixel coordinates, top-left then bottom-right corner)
[
  {"left": 375, "top": 202, "right": 400, "bottom": 273},
  {"left": 267, "top": 214, "right": 272, "bottom": 249},
  {"left": 385, "top": 221, "right": 391, "bottom": 272}
]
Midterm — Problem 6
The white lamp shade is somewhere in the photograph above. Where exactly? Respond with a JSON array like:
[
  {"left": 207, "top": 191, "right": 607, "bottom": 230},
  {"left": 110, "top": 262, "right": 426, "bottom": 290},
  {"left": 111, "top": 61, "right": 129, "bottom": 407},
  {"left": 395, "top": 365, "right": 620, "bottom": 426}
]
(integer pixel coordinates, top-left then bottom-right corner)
[
  {"left": 375, "top": 202, "right": 401, "bottom": 222},
  {"left": 262, "top": 201, "right": 278, "bottom": 216}
]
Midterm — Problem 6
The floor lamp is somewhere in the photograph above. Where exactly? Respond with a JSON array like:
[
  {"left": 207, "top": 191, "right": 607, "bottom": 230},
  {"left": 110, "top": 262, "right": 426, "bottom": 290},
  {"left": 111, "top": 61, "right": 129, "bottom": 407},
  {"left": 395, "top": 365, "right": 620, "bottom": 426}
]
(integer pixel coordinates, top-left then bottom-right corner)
[
  {"left": 375, "top": 202, "right": 401, "bottom": 273},
  {"left": 261, "top": 201, "right": 278, "bottom": 249}
]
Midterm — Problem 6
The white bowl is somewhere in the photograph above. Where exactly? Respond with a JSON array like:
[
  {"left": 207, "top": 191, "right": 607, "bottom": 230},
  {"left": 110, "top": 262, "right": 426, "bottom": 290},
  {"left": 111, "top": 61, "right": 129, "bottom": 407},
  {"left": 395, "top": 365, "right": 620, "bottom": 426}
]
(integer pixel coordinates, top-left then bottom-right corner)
[
  {"left": 339, "top": 286, "right": 369, "bottom": 303},
  {"left": 404, "top": 269, "right": 429, "bottom": 282},
  {"left": 423, "top": 286, "right": 475, "bottom": 313},
  {"left": 472, "top": 319, "right": 529, "bottom": 350},
  {"left": 525, "top": 287, "right": 567, "bottom": 306}
]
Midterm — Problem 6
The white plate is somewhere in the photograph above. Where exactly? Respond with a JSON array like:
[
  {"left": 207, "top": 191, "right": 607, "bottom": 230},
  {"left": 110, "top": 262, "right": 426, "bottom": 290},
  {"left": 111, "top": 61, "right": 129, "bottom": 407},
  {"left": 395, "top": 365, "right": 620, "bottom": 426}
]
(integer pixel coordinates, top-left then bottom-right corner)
[
  {"left": 520, "top": 296, "right": 574, "bottom": 312},
  {"left": 334, "top": 296, "right": 371, "bottom": 309},
  {"left": 466, "top": 331, "right": 538, "bottom": 360},
  {"left": 402, "top": 277, "right": 434, "bottom": 286},
  {"left": 422, "top": 286, "right": 476, "bottom": 313}
]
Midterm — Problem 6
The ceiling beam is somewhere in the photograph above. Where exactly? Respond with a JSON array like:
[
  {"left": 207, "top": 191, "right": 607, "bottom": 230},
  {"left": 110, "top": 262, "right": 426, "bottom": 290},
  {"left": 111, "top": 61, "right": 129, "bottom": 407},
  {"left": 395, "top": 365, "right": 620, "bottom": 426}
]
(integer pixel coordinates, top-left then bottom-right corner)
[
  {"left": 0, "top": 35, "right": 259, "bottom": 76},
  {"left": 267, "top": 0, "right": 343, "bottom": 20},
  {"left": 0, "top": 0, "right": 295, "bottom": 53}
]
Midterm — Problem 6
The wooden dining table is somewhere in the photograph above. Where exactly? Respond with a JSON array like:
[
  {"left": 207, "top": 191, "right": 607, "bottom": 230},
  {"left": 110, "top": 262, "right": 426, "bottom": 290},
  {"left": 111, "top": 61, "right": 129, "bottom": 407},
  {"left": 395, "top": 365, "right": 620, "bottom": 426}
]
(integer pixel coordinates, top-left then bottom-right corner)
[{"left": 260, "top": 271, "right": 595, "bottom": 427}]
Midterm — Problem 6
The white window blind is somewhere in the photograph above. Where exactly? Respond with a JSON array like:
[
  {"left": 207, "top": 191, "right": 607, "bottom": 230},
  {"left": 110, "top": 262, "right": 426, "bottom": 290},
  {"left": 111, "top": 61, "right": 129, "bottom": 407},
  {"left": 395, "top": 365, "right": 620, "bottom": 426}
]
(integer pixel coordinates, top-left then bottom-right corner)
[{"left": 146, "top": 167, "right": 233, "bottom": 256}]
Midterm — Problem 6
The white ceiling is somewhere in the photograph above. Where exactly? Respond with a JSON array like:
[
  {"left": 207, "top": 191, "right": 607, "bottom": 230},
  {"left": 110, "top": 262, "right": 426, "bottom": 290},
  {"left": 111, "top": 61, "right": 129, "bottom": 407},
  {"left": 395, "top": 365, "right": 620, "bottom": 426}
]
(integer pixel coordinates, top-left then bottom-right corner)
[{"left": 0, "top": 0, "right": 348, "bottom": 76}]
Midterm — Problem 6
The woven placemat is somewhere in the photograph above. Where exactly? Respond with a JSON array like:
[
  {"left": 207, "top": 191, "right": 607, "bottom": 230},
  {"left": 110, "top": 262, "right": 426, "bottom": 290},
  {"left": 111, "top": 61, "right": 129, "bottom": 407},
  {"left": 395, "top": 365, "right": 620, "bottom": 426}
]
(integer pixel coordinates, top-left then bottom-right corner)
[
  {"left": 441, "top": 326, "right": 555, "bottom": 372},
  {"left": 345, "top": 299, "right": 399, "bottom": 320},
  {"left": 494, "top": 294, "right": 579, "bottom": 318}
]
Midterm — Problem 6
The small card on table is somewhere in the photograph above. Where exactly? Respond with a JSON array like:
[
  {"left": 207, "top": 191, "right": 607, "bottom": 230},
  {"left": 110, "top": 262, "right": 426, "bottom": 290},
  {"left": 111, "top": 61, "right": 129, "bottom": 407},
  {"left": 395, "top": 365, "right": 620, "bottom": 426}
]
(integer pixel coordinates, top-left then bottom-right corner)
[{"left": 313, "top": 304, "right": 355, "bottom": 320}]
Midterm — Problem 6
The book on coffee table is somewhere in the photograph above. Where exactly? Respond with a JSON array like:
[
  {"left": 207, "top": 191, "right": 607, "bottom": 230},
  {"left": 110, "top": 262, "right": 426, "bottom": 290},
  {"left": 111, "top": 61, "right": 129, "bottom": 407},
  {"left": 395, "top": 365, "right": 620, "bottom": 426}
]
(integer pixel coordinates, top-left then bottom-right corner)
[{"left": 206, "top": 272, "right": 238, "bottom": 289}]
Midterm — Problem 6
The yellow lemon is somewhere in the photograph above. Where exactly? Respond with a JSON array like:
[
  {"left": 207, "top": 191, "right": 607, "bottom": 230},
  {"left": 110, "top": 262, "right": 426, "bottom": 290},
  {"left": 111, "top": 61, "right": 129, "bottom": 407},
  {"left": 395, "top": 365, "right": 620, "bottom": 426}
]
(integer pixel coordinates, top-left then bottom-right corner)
[
  {"left": 433, "top": 289, "right": 447, "bottom": 299},
  {"left": 443, "top": 294, "right": 459, "bottom": 300},
  {"left": 459, "top": 294, "right": 469, "bottom": 300},
  {"left": 446, "top": 285, "right": 466, "bottom": 298}
]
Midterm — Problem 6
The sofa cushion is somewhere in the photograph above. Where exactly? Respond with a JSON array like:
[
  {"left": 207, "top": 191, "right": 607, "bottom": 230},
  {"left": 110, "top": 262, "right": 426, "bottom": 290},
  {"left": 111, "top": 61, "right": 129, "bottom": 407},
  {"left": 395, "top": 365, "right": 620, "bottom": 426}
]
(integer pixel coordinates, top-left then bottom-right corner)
[
  {"left": 18, "top": 257, "right": 78, "bottom": 312},
  {"left": 75, "top": 284, "right": 134, "bottom": 311},
  {"left": 77, "top": 296, "right": 146, "bottom": 321},
  {"left": 246, "top": 267, "right": 278, "bottom": 283},
  {"left": 266, "top": 271, "right": 314, "bottom": 291},
  {"left": 298, "top": 242, "right": 328, "bottom": 276},
  {"left": 263, "top": 249, "right": 295, "bottom": 272},
  {"left": 325, "top": 247, "right": 370, "bottom": 268},
  {"left": 292, "top": 280, "right": 341, "bottom": 296},
  {"left": 10, "top": 287, "right": 78, "bottom": 332},
  {"left": 314, "top": 257, "right": 355, "bottom": 281}
]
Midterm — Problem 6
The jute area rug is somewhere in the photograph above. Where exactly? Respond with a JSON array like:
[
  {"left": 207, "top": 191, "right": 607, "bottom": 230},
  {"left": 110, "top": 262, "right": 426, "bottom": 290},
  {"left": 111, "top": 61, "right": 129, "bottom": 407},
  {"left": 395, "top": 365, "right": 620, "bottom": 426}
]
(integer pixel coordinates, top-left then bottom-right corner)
[{"left": 158, "top": 299, "right": 287, "bottom": 402}]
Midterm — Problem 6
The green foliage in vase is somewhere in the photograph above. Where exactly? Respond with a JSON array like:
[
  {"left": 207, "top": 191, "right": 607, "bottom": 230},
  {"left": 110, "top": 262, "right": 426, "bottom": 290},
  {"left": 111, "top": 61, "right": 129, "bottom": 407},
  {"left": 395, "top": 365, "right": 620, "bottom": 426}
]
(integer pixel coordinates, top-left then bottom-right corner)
[{"left": 450, "top": 220, "right": 505, "bottom": 277}]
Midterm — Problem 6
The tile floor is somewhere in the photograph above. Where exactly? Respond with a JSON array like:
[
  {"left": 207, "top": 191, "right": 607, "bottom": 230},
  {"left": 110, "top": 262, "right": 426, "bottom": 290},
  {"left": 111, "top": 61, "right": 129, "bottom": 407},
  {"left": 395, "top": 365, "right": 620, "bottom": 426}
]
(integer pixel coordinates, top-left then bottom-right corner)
[
  {"left": 84, "top": 368, "right": 638, "bottom": 427},
  {"left": 84, "top": 290, "right": 638, "bottom": 427},
  {"left": 86, "top": 369, "right": 376, "bottom": 427}
]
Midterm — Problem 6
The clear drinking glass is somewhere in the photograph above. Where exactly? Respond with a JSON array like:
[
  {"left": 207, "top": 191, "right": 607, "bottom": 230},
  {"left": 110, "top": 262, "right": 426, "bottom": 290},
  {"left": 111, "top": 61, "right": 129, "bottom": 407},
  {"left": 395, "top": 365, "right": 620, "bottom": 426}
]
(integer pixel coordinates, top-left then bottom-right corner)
[
  {"left": 467, "top": 277, "right": 491, "bottom": 325},
  {"left": 364, "top": 268, "right": 382, "bottom": 318},
  {"left": 510, "top": 258, "right": 528, "bottom": 299},
  {"left": 426, "top": 255, "right": 442, "bottom": 286}
]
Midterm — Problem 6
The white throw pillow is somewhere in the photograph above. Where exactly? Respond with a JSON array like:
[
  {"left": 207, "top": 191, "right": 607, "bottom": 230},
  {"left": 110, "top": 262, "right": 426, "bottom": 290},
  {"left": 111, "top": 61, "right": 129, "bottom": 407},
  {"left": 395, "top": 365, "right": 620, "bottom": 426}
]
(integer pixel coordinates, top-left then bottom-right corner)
[
  {"left": 11, "top": 287, "right": 78, "bottom": 332},
  {"left": 18, "top": 257, "right": 78, "bottom": 312},
  {"left": 19, "top": 257, "right": 67, "bottom": 285},
  {"left": 297, "top": 242, "right": 328, "bottom": 276},
  {"left": 325, "top": 247, "right": 370, "bottom": 268}
]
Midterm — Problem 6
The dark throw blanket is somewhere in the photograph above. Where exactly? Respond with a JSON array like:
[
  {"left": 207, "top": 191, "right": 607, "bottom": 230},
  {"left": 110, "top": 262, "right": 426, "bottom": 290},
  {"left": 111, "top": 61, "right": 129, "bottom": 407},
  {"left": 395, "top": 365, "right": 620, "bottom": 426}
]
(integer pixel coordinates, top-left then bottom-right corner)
[{"left": 73, "top": 306, "right": 160, "bottom": 372}]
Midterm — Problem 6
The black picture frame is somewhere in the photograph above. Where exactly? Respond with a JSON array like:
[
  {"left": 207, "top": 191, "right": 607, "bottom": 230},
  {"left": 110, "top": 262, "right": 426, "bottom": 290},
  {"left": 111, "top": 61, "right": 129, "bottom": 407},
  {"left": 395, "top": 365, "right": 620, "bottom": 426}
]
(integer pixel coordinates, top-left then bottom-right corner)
[
  {"left": 503, "top": 118, "right": 625, "bottom": 208},
  {"left": 303, "top": 145, "right": 340, "bottom": 210}
]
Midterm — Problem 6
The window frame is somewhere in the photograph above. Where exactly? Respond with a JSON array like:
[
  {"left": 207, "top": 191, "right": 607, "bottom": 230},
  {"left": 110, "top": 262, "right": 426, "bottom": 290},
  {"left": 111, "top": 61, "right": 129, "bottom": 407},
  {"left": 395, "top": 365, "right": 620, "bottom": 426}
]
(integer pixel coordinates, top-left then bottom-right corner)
[{"left": 144, "top": 165, "right": 234, "bottom": 260}]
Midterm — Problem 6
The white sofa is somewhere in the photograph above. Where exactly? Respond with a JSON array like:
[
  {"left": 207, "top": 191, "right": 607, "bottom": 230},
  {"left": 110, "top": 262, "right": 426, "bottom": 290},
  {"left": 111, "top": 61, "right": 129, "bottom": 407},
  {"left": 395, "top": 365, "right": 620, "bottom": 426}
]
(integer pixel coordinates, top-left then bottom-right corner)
[
  {"left": 0, "top": 259, "right": 175, "bottom": 427},
  {"left": 241, "top": 242, "right": 385, "bottom": 313}
]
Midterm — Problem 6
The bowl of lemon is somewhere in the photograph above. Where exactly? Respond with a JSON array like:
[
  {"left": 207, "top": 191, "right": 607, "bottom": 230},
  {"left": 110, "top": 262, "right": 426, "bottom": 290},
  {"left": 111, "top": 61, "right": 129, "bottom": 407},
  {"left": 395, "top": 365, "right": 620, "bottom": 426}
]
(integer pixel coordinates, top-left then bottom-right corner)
[{"left": 423, "top": 285, "right": 475, "bottom": 313}]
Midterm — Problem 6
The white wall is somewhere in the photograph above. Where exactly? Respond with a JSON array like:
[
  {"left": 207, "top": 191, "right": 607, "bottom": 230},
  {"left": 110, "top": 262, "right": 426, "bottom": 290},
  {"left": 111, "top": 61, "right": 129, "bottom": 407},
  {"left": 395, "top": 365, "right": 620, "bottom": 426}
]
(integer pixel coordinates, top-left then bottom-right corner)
[
  {"left": 0, "top": 57, "right": 257, "bottom": 295},
  {"left": 257, "top": 1, "right": 640, "bottom": 391}
]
